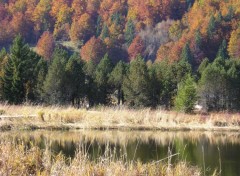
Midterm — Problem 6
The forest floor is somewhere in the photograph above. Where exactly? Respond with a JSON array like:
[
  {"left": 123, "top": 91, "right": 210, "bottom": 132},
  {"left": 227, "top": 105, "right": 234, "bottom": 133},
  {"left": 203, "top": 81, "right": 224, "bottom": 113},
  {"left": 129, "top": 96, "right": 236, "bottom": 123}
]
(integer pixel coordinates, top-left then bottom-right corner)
[{"left": 0, "top": 104, "right": 240, "bottom": 132}]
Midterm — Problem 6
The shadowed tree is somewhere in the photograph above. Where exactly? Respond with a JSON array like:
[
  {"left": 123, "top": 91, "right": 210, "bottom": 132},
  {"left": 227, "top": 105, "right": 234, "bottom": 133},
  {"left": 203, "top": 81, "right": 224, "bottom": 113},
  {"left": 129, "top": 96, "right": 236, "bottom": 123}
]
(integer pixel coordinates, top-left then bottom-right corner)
[
  {"left": 65, "top": 53, "right": 85, "bottom": 107},
  {"left": 124, "top": 19, "right": 135, "bottom": 46},
  {"left": 83, "top": 60, "right": 97, "bottom": 106},
  {"left": 123, "top": 55, "right": 152, "bottom": 107},
  {"left": 94, "top": 54, "right": 113, "bottom": 104},
  {"left": 43, "top": 47, "right": 69, "bottom": 104},
  {"left": 109, "top": 60, "right": 127, "bottom": 105},
  {"left": 216, "top": 40, "right": 228, "bottom": 60}
]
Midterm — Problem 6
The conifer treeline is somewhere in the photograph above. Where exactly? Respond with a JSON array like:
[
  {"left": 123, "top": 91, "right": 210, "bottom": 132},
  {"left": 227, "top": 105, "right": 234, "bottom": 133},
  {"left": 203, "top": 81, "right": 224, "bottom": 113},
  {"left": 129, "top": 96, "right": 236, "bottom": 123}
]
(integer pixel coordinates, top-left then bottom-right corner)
[{"left": 1, "top": 35, "right": 240, "bottom": 113}]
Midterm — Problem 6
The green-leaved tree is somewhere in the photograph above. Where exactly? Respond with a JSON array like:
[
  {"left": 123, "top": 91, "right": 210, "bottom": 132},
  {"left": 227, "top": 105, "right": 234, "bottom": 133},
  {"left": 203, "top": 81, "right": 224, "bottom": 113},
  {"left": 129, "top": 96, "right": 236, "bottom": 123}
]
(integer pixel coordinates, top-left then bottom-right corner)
[
  {"left": 109, "top": 60, "right": 127, "bottom": 105},
  {"left": 94, "top": 54, "right": 113, "bottom": 104},
  {"left": 65, "top": 53, "right": 85, "bottom": 107},
  {"left": 1, "top": 35, "right": 40, "bottom": 104},
  {"left": 175, "top": 74, "right": 197, "bottom": 113},
  {"left": 43, "top": 47, "right": 69, "bottom": 104},
  {"left": 123, "top": 55, "right": 152, "bottom": 107}
]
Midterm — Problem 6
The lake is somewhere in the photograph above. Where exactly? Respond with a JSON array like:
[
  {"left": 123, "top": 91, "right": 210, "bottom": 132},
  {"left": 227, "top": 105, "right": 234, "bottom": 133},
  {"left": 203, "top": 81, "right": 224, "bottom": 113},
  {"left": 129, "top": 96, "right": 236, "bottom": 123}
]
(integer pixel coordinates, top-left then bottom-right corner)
[{"left": 1, "top": 130, "right": 240, "bottom": 176}]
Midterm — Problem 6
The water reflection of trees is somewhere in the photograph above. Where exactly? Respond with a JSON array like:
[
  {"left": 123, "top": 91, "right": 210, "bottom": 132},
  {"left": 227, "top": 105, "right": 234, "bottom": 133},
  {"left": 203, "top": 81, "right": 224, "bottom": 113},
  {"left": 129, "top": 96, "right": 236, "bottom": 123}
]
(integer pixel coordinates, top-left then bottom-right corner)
[
  {"left": 1, "top": 130, "right": 240, "bottom": 147},
  {"left": 1, "top": 130, "right": 240, "bottom": 175}
]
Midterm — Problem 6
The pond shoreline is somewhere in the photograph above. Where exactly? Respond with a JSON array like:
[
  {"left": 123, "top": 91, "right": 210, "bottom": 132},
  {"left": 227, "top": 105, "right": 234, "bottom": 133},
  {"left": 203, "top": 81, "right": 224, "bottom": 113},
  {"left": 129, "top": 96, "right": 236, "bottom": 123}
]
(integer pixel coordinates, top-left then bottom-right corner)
[
  {"left": 1, "top": 104, "right": 240, "bottom": 132},
  {"left": 1, "top": 121, "right": 240, "bottom": 132}
]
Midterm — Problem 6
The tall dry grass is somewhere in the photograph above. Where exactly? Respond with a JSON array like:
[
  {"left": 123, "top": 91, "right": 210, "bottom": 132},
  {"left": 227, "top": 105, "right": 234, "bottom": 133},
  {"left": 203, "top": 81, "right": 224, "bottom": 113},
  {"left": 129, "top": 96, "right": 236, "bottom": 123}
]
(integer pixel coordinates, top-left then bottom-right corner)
[
  {"left": 0, "top": 104, "right": 240, "bottom": 131},
  {"left": 0, "top": 140, "right": 205, "bottom": 176}
]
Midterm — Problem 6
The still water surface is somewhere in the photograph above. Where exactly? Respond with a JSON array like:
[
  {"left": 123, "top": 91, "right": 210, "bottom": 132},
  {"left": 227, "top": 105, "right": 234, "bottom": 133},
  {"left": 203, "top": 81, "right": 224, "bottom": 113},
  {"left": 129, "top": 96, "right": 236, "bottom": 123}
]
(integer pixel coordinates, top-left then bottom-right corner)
[{"left": 1, "top": 130, "right": 240, "bottom": 176}]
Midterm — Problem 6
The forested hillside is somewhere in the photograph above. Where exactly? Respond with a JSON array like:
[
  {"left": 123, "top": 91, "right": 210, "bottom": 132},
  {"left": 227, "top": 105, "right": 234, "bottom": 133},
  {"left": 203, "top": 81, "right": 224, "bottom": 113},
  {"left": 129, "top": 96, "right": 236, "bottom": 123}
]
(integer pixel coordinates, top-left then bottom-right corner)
[{"left": 0, "top": 0, "right": 239, "bottom": 112}]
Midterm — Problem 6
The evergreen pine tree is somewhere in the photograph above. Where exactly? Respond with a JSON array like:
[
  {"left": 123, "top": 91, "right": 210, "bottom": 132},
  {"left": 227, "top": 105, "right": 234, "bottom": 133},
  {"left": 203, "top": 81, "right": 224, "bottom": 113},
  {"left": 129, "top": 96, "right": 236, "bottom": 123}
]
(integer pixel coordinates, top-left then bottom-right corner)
[
  {"left": 101, "top": 23, "right": 109, "bottom": 40},
  {"left": 24, "top": 50, "right": 42, "bottom": 101},
  {"left": 124, "top": 20, "right": 135, "bottom": 46},
  {"left": 155, "top": 59, "right": 177, "bottom": 109},
  {"left": 94, "top": 54, "right": 113, "bottom": 104},
  {"left": 0, "top": 48, "right": 7, "bottom": 61},
  {"left": 35, "top": 58, "right": 48, "bottom": 102},
  {"left": 96, "top": 16, "right": 102, "bottom": 37},
  {"left": 84, "top": 60, "right": 97, "bottom": 106},
  {"left": 197, "top": 58, "right": 209, "bottom": 79},
  {"left": 207, "top": 14, "right": 216, "bottom": 38},
  {"left": 216, "top": 40, "right": 228, "bottom": 59},
  {"left": 199, "top": 57, "right": 228, "bottom": 111},
  {"left": 109, "top": 60, "right": 127, "bottom": 105},
  {"left": 195, "top": 30, "right": 202, "bottom": 48},
  {"left": 2, "top": 57, "right": 18, "bottom": 103},
  {"left": 148, "top": 63, "right": 159, "bottom": 107},
  {"left": 43, "top": 47, "right": 69, "bottom": 104},
  {"left": 173, "top": 44, "right": 192, "bottom": 83},
  {"left": 123, "top": 55, "right": 152, "bottom": 107},
  {"left": 181, "top": 43, "right": 193, "bottom": 64},
  {"left": 1, "top": 35, "right": 37, "bottom": 104},
  {"left": 65, "top": 53, "right": 85, "bottom": 107},
  {"left": 0, "top": 48, "right": 8, "bottom": 99},
  {"left": 175, "top": 74, "right": 197, "bottom": 113}
]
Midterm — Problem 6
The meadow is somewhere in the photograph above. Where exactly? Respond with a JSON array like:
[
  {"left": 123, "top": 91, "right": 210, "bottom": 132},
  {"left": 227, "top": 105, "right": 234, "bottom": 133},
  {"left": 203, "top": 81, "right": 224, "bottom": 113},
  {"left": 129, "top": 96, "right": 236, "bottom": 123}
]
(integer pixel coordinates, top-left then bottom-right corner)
[{"left": 0, "top": 104, "right": 240, "bottom": 132}]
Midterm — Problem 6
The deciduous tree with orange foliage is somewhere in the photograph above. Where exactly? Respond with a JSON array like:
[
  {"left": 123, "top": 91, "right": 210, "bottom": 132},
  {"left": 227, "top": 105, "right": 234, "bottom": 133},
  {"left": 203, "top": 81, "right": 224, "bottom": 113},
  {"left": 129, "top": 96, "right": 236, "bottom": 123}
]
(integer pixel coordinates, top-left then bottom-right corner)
[
  {"left": 36, "top": 31, "right": 55, "bottom": 60},
  {"left": 128, "top": 35, "right": 145, "bottom": 61},
  {"left": 80, "top": 36, "right": 107, "bottom": 64},
  {"left": 32, "top": 0, "right": 52, "bottom": 37},
  {"left": 70, "top": 13, "right": 95, "bottom": 43}
]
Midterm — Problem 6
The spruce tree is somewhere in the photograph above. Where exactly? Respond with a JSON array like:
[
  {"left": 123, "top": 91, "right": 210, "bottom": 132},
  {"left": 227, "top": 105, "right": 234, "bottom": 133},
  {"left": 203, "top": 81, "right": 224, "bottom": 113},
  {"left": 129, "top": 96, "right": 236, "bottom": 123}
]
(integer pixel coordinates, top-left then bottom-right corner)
[
  {"left": 109, "top": 60, "right": 127, "bottom": 105},
  {"left": 207, "top": 14, "right": 216, "bottom": 38},
  {"left": 1, "top": 52, "right": 13, "bottom": 103},
  {"left": 94, "top": 54, "right": 113, "bottom": 104},
  {"left": 155, "top": 60, "right": 177, "bottom": 109},
  {"left": 148, "top": 63, "right": 160, "bottom": 107},
  {"left": 24, "top": 50, "right": 42, "bottom": 101},
  {"left": 173, "top": 44, "right": 192, "bottom": 83},
  {"left": 195, "top": 30, "right": 202, "bottom": 48},
  {"left": 0, "top": 48, "right": 7, "bottom": 99},
  {"left": 1, "top": 35, "right": 37, "bottom": 104},
  {"left": 96, "top": 16, "right": 102, "bottom": 37},
  {"left": 35, "top": 58, "right": 48, "bottom": 102},
  {"left": 198, "top": 58, "right": 209, "bottom": 75},
  {"left": 123, "top": 55, "right": 152, "bottom": 107},
  {"left": 124, "top": 20, "right": 135, "bottom": 46},
  {"left": 216, "top": 40, "right": 228, "bottom": 59},
  {"left": 181, "top": 43, "right": 194, "bottom": 65},
  {"left": 65, "top": 53, "right": 85, "bottom": 106},
  {"left": 175, "top": 74, "right": 197, "bottom": 113},
  {"left": 0, "top": 48, "right": 7, "bottom": 61},
  {"left": 199, "top": 57, "right": 228, "bottom": 111},
  {"left": 101, "top": 23, "right": 109, "bottom": 40},
  {"left": 84, "top": 60, "right": 97, "bottom": 106},
  {"left": 43, "top": 47, "right": 68, "bottom": 104}
]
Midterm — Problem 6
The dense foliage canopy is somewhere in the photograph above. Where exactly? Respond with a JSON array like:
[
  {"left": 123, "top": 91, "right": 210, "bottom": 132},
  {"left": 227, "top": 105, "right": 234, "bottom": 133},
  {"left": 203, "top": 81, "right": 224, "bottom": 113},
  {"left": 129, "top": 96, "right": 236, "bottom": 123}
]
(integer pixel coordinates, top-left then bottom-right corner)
[{"left": 0, "top": 0, "right": 239, "bottom": 113}]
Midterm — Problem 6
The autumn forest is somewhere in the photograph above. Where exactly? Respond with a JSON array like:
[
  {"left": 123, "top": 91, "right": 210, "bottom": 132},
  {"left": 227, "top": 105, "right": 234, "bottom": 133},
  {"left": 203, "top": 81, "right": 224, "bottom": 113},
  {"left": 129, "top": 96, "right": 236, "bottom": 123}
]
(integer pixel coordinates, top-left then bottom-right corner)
[{"left": 0, "top": 0, "right": 240, "bottom": 112}]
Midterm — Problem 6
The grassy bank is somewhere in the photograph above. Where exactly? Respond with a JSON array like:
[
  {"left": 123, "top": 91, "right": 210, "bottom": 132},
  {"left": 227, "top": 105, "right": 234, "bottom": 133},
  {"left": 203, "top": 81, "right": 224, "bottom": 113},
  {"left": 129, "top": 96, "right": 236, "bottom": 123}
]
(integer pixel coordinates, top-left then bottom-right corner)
[
  {"left": 0, "top": 140, "right": 208, "bottom": 176},
  {"left": 0, "top": 104, "right": 240, "bottom": 131}
]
